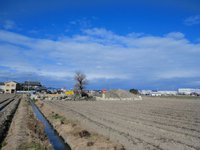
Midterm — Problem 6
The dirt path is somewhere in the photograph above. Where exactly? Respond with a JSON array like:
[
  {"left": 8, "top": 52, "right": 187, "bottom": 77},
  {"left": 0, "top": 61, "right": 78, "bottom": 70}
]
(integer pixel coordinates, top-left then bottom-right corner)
[{"left": 1, "top": 95, "right": 52, "bottom": 150}]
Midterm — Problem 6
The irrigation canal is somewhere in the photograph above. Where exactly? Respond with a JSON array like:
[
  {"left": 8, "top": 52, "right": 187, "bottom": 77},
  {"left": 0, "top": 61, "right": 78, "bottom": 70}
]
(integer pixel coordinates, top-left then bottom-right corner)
[{"left": 30, "top": 100, "right": 71, "bottom": 150}]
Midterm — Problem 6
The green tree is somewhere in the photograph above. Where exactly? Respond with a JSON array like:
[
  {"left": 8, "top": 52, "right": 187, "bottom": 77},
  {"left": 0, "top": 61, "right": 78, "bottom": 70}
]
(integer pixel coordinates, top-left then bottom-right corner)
[{"left": 129, "top": 88, "right": 139, "bottom": 94}]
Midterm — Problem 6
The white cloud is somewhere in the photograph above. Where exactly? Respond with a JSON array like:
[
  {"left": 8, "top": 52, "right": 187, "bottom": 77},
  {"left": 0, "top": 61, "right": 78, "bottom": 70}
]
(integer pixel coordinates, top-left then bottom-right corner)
[
  {"left": 165, "top": 32, "right": 185, "bottom": 39},
  {"left": 189, "top": 81, "right": 200, "bottom": 86},
  {"left": 156, "top": 70, "right": 200, "bottom": 79},
  {"left": 0, "top": 28, "right": 200, "bottom": 85},
  {"left": 1, "top": 20, "right": 16, "bottom": 30},
  {"left": 184, "top": 15, "right": 200, "bottom": 26}
]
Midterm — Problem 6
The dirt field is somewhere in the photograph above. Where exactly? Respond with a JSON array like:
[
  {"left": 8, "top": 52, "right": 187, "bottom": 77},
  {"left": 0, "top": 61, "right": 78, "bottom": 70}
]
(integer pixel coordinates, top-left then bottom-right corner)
[
  {"left": 0, "top": 94, "right": 20, "bottom": 145},
  {"left": 0, "top": 94, "right": 15, "bottom": 103},
  {"left": 0, "top": 94, "right": 52, "bottom": 150},
  {"left": 43, "top": 96, "right": 200, "bottom": 150},
  {"left": 36, "top": 100, "right": 124, "bottom": 150}
]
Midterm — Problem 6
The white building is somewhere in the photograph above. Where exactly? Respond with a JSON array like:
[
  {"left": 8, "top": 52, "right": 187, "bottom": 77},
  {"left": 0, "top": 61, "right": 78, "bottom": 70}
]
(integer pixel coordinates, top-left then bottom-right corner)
[
  {"left": 4, "top": 81, "right": 19, "bottom": 94},
  {"left": 139, "top": 90, "right": 152, "bottom": 95},
  {"left": 140, "top": 90, "right": 177, "bottom": 96},
  {"left": 178, "top": 88, "right": 200, "bottom": 95},
  {"left": 150, "top": 92, "right": 162, "bottom": 96},
  {"left": 157, "top": 91, "right": 178, "bottom": 96}
]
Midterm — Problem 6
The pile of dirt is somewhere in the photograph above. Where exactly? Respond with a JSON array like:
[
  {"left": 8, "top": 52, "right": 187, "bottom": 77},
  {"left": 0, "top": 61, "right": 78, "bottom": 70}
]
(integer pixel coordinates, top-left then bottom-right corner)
[{"left": 105, "top": 89, "right": 142, "bottom": 100}]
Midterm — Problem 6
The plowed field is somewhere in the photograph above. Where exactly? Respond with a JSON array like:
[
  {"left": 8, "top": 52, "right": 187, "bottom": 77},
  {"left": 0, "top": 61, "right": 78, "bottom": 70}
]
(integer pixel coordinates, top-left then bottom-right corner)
[{"left": 44, "top": 97, "right": 200, "bottom": 150}]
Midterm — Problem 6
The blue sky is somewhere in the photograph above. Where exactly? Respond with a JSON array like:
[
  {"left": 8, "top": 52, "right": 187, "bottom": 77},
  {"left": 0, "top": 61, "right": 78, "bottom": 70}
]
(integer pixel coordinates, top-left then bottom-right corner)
[{"left": 0, "top": 0, "right": 200, "bottom": 90}]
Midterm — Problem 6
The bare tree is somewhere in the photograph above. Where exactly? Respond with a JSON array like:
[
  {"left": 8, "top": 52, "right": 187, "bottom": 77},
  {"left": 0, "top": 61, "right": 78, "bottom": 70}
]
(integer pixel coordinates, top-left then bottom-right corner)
[{"left": 74, "top": 71, "right": 88, "bottom": 97}]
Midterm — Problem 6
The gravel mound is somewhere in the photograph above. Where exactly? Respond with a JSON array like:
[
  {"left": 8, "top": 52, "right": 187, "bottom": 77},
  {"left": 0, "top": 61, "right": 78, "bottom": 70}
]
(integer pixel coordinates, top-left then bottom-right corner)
[{"left": 104, "top": 89, "right": 141, "bottom": 100}]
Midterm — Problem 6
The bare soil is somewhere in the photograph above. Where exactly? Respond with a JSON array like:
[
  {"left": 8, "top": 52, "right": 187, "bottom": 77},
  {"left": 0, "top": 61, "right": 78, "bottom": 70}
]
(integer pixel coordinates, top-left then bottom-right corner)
[
  {"left": 0, "top": 94, "right": 15, "bottom": 103},
  {"left": 0, "top": 95, "right": 20, "bottom": 146},
  {"left": 1, "top": 95, "right": 52, "bottom": 150},
  {"left": 40, "top": 96, "right": 200, "bottom": 150},
  {"left": 36, "top": 100, "right": 125, "bottom": 150}
]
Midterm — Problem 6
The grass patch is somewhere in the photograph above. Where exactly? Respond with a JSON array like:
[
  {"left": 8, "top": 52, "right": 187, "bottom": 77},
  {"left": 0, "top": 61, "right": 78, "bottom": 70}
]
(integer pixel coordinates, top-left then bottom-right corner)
[
  {"left": 32, "top": 98, "right": 38, "bottom": 103},
  {"left": 0, "top": 140, "right": 7, "bottom": 148},
  {"left": 51, "top": 113, "right": 65, "bottom": 123},
  {"left": 17, "top": 142, "right": 43, "bottom": 150}
]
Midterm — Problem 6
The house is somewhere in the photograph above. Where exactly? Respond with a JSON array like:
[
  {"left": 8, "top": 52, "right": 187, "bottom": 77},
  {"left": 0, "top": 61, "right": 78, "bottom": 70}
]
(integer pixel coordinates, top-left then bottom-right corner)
[
  {"left": 22, "top": 81, "right": 42, "bottom": 90},
  {"left": 4, "top": 81, "right": 20, "bottom": 94},
  {"left": 35, "top": 86, "right": 47, "bottom": 93}
]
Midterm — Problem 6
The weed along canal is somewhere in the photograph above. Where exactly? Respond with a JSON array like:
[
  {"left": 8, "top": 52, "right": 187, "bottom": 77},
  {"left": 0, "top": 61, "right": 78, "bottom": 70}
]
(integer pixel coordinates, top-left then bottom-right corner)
[{"left": 30, "top": 100, "right": 71, "bottom": 150}]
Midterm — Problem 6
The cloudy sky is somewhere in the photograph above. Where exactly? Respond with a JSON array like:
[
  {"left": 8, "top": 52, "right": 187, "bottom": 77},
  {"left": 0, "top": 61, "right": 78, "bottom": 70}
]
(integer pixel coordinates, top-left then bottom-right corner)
[{"left": 0, "top": 0, "right": 200, "bottom": 90}]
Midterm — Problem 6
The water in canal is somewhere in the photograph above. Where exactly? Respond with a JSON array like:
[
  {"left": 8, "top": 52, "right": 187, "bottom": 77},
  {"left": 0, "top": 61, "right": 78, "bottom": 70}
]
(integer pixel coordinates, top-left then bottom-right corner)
[{"left": 30, "top": 100, "right": 71, "bottom": 150}]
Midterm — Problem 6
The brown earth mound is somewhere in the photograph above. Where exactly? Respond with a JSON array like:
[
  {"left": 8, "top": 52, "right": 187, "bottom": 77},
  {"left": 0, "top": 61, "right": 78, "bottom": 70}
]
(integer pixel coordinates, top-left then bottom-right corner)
[{"left": 105, "top": 89, "right": 141, "bottom": 100}]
